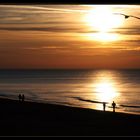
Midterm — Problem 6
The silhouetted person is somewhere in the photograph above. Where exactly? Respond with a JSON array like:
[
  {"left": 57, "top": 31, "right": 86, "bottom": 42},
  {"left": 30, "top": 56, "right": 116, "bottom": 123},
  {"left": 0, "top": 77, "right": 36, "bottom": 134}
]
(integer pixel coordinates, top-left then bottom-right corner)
[
  {"left": 103, "top": 102, "right": 106, "bottom": 112},
  {"left": 18, "top": 94, "right": 22, "bottom": 102},
  {"left": 112, "top": 101, "right": 116, "bottom": 113},
  {"left": 22, "top": 94, "right": 25, "bottom": 102}
]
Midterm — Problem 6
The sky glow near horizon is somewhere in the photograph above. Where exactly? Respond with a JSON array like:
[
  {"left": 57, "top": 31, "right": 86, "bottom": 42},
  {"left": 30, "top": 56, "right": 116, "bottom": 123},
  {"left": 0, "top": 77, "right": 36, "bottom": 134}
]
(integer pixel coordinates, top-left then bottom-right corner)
[{"left": 0, "top": 5, "right": 140, "bottom": 69}]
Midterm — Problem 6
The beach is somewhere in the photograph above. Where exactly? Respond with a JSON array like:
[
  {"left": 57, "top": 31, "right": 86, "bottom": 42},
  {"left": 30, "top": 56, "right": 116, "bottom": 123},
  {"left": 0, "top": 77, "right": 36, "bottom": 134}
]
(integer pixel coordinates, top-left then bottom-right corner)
[
  {"left": 0, "top": 98, "right": 139, "bottom": 136},
  {"left": 0, "top": 4, "right": 140, "bottom": 137}
]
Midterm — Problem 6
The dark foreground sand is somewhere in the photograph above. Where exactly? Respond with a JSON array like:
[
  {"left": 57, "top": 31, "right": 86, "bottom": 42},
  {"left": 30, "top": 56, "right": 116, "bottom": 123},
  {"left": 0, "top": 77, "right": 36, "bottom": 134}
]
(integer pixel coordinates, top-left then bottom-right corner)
[{"left": 0, "top": 98, "right": 139, "bottom": 136}]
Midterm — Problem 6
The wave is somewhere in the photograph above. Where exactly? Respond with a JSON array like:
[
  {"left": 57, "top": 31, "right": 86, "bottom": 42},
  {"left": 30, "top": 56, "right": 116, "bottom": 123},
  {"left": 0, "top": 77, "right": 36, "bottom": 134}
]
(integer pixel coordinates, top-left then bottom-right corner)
[
  {"left": 73, "top": 97, "right": 140, "bottom": 109},
  {"left": 73, "top": 97, "right": 108, "bottom": 104},
  {"left": 120, "top": 105, "right": 140, "bottom": 108}
]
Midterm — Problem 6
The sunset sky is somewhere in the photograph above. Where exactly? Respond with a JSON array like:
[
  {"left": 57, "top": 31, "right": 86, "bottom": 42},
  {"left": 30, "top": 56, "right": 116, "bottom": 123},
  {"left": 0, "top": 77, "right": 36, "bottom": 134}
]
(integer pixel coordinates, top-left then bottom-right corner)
[{"left": 0, "top": 5, "right": 140, "bottom": 69}]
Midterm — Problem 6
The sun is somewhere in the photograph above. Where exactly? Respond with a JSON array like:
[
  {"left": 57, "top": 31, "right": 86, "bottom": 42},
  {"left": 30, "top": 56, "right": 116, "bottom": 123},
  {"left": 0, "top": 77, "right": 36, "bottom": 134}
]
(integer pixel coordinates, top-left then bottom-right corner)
[{"left": 85, "top": 6, "right": 124, "bottom": 33}]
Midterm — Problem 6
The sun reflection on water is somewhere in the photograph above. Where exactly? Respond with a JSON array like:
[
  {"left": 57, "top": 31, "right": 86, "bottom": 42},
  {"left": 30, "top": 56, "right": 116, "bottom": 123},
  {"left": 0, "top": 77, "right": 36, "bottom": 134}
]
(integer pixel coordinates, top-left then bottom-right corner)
[
  {"left": 95, "top": 79, "right": 119, "bottom": 102},
  {"left": 92, "top": 71, "right": 120, "bottom": 111}
]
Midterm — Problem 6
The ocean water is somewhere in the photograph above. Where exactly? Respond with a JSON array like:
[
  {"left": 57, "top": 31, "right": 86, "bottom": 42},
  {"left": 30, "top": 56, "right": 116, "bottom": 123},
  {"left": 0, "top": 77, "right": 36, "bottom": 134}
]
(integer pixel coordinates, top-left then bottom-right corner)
[{"left": 0, "top": 69, "right": 140, "bottom": 115}]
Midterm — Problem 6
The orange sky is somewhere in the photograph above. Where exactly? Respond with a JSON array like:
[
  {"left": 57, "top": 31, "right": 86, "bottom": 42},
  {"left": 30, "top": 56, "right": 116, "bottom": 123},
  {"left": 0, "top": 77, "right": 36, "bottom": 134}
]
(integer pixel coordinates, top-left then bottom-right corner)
[{"left": 0, "top": 5, "right": 140, "bottom": 69}]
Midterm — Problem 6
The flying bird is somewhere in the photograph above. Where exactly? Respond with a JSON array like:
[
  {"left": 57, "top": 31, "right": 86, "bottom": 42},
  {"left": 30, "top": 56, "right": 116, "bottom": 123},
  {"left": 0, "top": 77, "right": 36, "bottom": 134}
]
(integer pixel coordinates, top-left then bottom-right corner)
[{"left": 114, "top": 13, "right": 140, "bottom": 20}]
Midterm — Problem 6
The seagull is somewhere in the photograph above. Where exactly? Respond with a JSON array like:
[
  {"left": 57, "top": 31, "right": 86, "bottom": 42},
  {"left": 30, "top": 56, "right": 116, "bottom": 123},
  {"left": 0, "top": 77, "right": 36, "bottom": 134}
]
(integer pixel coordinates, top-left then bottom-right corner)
[{"left": 114, "top": 13, "right": 140, "bottom": 20}]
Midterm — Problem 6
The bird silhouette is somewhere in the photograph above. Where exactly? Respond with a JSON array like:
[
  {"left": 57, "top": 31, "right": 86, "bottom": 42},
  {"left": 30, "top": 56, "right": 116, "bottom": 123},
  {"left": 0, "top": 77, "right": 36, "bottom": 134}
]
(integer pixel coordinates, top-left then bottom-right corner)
[
  {"left": 124, "top": 15, "right": 130, "bottom": 19},
  {"left": 114, "top": 13, "right": 140, "bottom": 20}
]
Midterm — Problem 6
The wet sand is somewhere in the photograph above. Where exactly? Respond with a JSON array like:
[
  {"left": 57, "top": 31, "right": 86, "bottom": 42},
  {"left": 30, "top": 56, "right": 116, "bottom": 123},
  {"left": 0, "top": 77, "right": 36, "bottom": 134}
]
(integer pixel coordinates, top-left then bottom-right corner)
[{"left": 0, "top": 98, "right": 139, "bottom": 136}]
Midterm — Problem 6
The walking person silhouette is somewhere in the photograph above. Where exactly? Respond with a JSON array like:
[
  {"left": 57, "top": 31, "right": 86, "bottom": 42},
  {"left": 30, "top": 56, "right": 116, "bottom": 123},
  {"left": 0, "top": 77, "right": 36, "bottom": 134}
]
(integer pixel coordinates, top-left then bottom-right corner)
[
  {"left": 22, "top": 94, "right": 25, "bottom": 102},
  {"left": 18, "top": 94, "right": 22, "bottom": 102},
  {"left": 112, "top": 101, "right": 116, "bottom": 113},
  {"left": 103, "top": 102, "right": 106, "bottom": 112}
]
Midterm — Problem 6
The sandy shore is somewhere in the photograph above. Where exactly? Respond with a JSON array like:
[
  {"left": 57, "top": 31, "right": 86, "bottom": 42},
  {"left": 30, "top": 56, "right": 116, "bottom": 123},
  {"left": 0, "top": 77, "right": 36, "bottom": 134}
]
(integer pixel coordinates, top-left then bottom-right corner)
[{"left": 0, "top": 98, "right": 139, "bottom": 136}]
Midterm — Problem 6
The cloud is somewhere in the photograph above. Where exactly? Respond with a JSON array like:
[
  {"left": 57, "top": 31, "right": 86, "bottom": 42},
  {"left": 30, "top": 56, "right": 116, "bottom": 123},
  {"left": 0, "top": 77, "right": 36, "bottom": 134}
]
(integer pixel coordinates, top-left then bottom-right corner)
[
  {"left": 0, "top": 5, "right": 87, "bottom": 24},
  {"left": 0, "top": 5, "right": 87, "bottom": 14},
  {"left": 0, "top": 4, "right": 140, "bottom": 37},
  {"left": 0, "top": 26, "right": 79, "bottom": 32},
  {"left": 113, "top": 27, "right": 140, "bottom": 35}
]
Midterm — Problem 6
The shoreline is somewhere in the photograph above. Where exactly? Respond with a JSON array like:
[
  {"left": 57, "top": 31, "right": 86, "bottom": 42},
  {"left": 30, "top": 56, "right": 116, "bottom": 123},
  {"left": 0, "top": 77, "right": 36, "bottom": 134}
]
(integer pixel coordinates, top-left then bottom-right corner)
[
  {"left": 0, "top": 97, "right": 140, "bottom": 136},
  {"left": 1, "top": 96, "right": 140, "bottom": 116}
]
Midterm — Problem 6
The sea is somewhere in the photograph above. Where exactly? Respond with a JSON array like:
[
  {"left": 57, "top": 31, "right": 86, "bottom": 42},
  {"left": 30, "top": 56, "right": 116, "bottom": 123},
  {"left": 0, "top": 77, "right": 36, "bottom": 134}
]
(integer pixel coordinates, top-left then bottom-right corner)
[{"left": 0, "top": 69, "right": 140, "bottom": 115}]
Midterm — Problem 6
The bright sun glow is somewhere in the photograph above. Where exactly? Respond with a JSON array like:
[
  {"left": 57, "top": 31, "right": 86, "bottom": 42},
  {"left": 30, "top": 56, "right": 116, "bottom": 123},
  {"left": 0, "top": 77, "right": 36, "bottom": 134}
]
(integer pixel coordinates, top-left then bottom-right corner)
[
  {"left": 84, "top": 6, "right": 124, "bottom": 42},
  {"left": 85, "top": 6, "right": 124, "bottom": 32}
]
